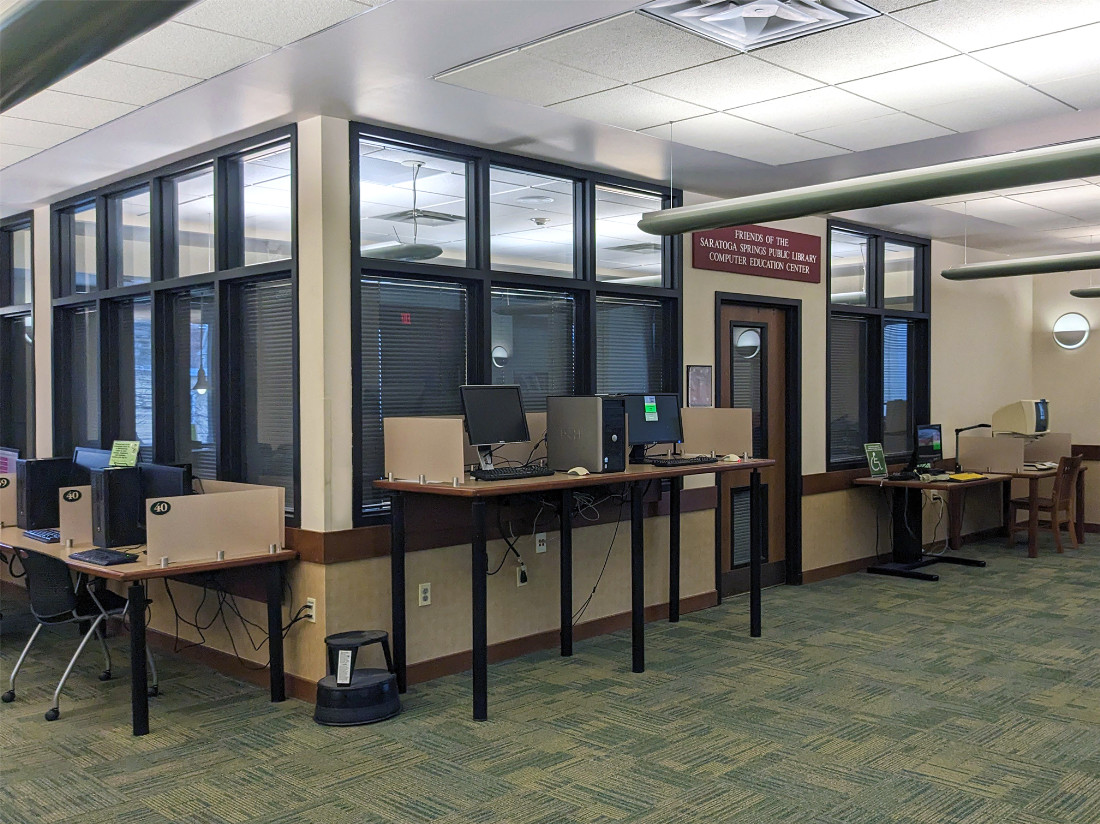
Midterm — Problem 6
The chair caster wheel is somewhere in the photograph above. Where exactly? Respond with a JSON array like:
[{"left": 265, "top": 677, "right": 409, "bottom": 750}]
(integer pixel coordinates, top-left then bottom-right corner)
[
  {"left": 99, "top": 671, "right": 112, "bottom": 682},
  {"left": 148, "top": 686, "right": 159, "bottom": 697},
  {"left": 1, "top": 690, "right": 14, "bottom": 703},
  {"left": 45, "top": 708, "right": 59, "bottom": 721}
]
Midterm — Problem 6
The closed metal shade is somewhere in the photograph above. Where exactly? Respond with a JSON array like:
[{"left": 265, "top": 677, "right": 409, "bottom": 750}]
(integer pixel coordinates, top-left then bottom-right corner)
[
  {"left": 941, "top": 251, "right": 1100, "bottom": 280},
  {"left": 637, "top": 138, "right": 1100, "bottom": 236}
]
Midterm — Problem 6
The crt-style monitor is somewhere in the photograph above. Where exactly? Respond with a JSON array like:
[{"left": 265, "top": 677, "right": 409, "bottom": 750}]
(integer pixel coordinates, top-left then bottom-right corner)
[
  {"left": 621, "top": 393, "right": 683, "bottom": 463},
  {"left": 460, "top": 384, "right": 530, "bottom": 470},
  {"left": 991, "top": 399, "right": 1049, "bottom": 436},
  {"left": 915, "top": 423, "right": 942, "bottom": 468}
]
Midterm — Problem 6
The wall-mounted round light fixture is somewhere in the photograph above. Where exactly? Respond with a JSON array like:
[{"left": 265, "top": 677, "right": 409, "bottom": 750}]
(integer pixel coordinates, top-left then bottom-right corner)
[
  {"left": 491, "top": 345, "right": 510, "bottom": 368},
  {"left": 735, "top": 329, "right": 761, "bottom": 359},
  {"left": 1053, "top": 312, "right": 1090, "bottom": 349}
]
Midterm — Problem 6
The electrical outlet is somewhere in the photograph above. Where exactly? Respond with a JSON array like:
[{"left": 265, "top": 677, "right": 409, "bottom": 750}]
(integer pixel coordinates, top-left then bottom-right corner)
[
  {"left": 535, "top": 532, "right": 547, "bottom": 553},
  {"left": 418, "top": 582, "right": 431, "bottom": 606},
  {"left": 305, "top": 597, "right": 317, "bottom": 623},
  {"left": 516, "top": 564, "right": 528, "bottom": 587}
]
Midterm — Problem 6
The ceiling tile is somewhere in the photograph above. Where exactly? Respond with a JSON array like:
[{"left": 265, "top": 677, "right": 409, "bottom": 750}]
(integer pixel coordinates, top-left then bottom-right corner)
[
  {"left": 4, "top": 90, "right": 138, "bottom": 129},
  {"left": 729, "top": 87, "right": 894, "bottom": 133},
  {"left": 52, "top": 60, "right": 201, "bottom": 106},
  {"left": 641, "top": 113, "right": 847, "bottom": 165},
  {"left": 937, "top": 196, "right": 1082, "bottom": 229},
  {"left": 637, "top": 55, "right": 821, "bottom": 110},
  {"left": 106, "top": 21, "right": 273, "bottom": 78},
  {"left": 176, "top": 0, "right": 368, "bottom": 47},
  {"left": 910, "top": 85, "right": 1073, "bottom": 132},
  {"left": 974, "top": 23, "right": 1100, "bottom": 85},
  {"left": 1007, "top": 186, "right": 1100, "bottom": 222},
  {"left": 869, "top": 0, "right": 936, "bottom": 9},
  {"left": 801, "top": 112, "right": 953, "bottom": 152},
  {"left": 549, "top": 85, "right": 711, "bottom": 131},
  {"left": 0, "top": 117, "right": 86, "bottom": 149},
  {"left": 1036, "top": 71, "right": 1100, "bottom": 110},
  {"left": 839, "top": 55, "right": 1025, "bottom": 110},
  {"left": 893, "top": 0, "right": 1100, "bottom": 52},
  {"left": 0, "top": 144, "right": 40, "bottom": 169},
  {"left": 754, "top": 15, "right": 957, "bottom": 84},
  {"left": 437, "top": 51, "right": 621, "bottom": 107},
  {"left": 524, "top": 12, "right": 735, "bottom": 84}
]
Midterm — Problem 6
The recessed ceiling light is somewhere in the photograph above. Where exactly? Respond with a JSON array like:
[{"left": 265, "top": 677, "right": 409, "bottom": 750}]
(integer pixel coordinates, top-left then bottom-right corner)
[
  {"left": 518, "top": 195, "right": 555, "bottom": 204},
  {"left": 641, "top": 0, "right": 879, "bottom": 52},
  {"left": 376, "top": 209, "right": 465, "bottom": 226}
]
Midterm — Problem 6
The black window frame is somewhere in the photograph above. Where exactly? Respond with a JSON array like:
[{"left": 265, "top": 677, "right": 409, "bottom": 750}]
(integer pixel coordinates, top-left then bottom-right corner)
[
  {"left": 826, "top": 219, "right": 930, "bottom": 471},
  {"left": 49, "top": 126, "right": 301, "bottom": 524},
  {"left": 350, "top": 123, "right": 682, "bottom": 524},
  {"left": 1, "top": 212, "right": 36, "bottom": 456}
]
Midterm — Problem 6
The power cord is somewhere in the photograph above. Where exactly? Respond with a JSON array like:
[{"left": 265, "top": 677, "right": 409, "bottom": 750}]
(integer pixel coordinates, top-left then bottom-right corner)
[{"left": 573, "top": 493, "right": 628, "bottom": 626}]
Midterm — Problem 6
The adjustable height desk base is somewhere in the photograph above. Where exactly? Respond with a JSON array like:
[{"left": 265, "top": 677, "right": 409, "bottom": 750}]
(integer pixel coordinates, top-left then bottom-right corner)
[{"left": 867, "top": 553, "right": 986, "bottom": 582}]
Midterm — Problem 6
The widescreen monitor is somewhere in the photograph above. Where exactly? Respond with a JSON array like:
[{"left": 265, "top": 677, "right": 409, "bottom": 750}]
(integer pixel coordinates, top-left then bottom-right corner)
[
  {"left": 621, "top": 393, "right": 683, "bottom": 463},
  {"left": 140, "top": 463, "right": 193, "bottom": 502},
  {"left": 460, "top": 384, "right": 530, "bottom": 470},
  {"left": 915, "top": 424, "right": 942, "bottom": 468},
  {"left": 73, "top": 446, "right": 112, "bottom": 471}
]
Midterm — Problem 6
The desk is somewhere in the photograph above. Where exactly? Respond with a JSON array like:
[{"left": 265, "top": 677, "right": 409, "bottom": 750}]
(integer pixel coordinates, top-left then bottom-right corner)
[
  {"left": 1004, "top": 467, "right": 1088, "bottom": 558},
  {"left": 853, "top": 475, "right": 1010, "bottom": 581},
  {"left": 0, "top": 527, "right": 296, "bottom": 736},
  {"left": 377, "top": 459, "right": 774, "bottom": 720}
]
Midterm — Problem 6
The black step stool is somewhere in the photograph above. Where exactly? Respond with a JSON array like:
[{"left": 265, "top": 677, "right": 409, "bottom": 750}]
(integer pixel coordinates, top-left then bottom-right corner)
[{"left": 313, "top": 630, "right": 401, "bottom": 726}]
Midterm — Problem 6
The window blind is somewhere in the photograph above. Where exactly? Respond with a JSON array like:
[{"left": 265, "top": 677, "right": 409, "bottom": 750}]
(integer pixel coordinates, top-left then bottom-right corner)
[
  {"left": 595, "top": 297, "right": 666, "bottom": 393},
  {"left": 0, "top": 313, "right": 33, "bottom": 455},
  {"left": 57, "top": 304, "right": 100, "bottom": 451},
  {"left": 491, "top": 287, "right": 575, "bottom": 411},
  {"left": 828, "top": 314, "right": 869, "bottom": 464}
]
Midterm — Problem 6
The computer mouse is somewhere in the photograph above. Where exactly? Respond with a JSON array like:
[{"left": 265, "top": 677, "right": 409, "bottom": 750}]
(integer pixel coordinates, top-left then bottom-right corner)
[
  {"left": 566, "top": 466, "right": 590, "bottom": 476},
  {"left": 720, "top": 454, "right": 742, "bottom": 462}
]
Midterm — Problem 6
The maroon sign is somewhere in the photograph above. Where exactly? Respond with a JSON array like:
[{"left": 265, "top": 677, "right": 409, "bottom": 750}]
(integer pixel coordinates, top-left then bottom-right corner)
[{"left": 693, "top": 224, "right": 821, "bottom": 283}]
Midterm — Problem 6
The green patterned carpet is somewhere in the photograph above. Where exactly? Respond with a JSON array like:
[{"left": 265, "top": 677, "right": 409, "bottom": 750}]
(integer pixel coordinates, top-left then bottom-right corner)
[{"left": 3, "top": 534, "right": 1099, "bottom": 824}]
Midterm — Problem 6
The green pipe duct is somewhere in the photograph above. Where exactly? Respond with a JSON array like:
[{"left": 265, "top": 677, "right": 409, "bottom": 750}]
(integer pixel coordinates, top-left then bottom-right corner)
[
  {"left": 941, "top": 250, "right": 1100, "bottom": 280},
  {"left": 637, "top": 138, "right": 1100, "bottom": 236},
  {"left": 1071, "top": 286, "right": 1100, "bottom": 298},
  {"left": 1, "top": 0, "right": 196, "bottom": 112}
]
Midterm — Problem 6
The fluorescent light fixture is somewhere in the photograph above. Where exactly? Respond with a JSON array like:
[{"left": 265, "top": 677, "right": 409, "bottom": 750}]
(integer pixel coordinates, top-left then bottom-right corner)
[
  {"left": 608, "top": 242, "right": 663, "bottom": 254},
  {"left": 641, "top": 0, "right": 878, "bottom": 52},
  {"left": 375, "top": 208, "right": 464, "bottom": 227},
  {"left": 941, "top": 250, "right": 1100, "bottom": 280}
]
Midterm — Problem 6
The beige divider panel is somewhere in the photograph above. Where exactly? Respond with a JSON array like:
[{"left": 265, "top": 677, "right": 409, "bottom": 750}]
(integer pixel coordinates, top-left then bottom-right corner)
[
  {"left": 462, "top": 411, "right": 547, "bottom": 467},
  {"left": 59, "top": 486, "right": 92, "bottom": 545},
  {"left": 0, "top": 474, "right": 15, "bottom": 527},
  {"left": 145, "top": 485, "right": 284, "bottom": 566},
  {"left": 1025, "top": 432, "right": 1072, "bottom": 462},
  {"left": 958, "top": 435, "right": 1025, "bottom": 473},
  {"left": 385, "top": 416, "right": 466, "bottom": 483},
  {"left": 681, "top": 407, "right": 753, "bottom": 456}
]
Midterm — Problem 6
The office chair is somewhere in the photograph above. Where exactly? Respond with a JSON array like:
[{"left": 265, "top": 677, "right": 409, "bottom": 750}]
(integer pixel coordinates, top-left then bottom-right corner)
[
  {"left": 1006, "top": 455, "right": 1084, "bottom": 553},
  {"left": 1, "top": 550, "right": 158, "bottom": 721}
]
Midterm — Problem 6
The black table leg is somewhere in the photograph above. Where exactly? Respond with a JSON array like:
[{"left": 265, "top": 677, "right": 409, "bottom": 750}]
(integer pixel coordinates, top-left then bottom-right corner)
[
  {"left": 560, "top": 489, "right": 573, "bottom": 657},
  {"left": 631, "top": 481, "right": 645, "bottom": 673},
  {"left": 390, "top": 491, "right": 407, "bottom": 693},
  {"left": 128, "top": 582, "right": 149, "bottom": 736},
  {"left": 669, "top": 476, "right": 681, "bottom": 623},
  {"left": 471, "top": 498, "right": 488, "bottom": 721},
  {"left": 265, "top": 562, "right": 286, "bottom": 702},
  {"left": 749, "top": 469, "right": 761, "bottom": 638}
]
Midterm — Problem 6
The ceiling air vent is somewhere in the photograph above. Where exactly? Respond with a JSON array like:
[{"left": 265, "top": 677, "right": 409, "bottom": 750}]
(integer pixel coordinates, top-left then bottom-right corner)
[
  {"left": 608, "top": 242, "right": 663, "bottom": 253},
  {"left": 641, "top": 0, "right": 879, "bottom": 51},
  {"left": 375, "top": 209, "right": 465, "bottom": 226}
]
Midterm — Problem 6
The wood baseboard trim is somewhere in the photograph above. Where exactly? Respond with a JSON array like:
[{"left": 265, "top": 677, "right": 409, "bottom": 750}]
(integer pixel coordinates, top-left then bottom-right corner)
[
  {"left": 802, "top": 556, "right": 880, "bottom": 583},
  {"left": 407, "top": 591, "right": 718, "bottom": 685}
]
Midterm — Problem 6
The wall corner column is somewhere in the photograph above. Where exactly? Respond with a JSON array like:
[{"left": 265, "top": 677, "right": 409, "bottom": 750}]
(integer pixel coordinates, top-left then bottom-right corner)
[{"left": 33, "top": 204, "right": 52, "bottom": 459}]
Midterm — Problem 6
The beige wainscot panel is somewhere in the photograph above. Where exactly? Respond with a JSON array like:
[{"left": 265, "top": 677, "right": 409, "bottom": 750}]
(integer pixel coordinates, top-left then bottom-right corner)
[{"left": 802, "top": 489, "right": 887, "bottom": 571}]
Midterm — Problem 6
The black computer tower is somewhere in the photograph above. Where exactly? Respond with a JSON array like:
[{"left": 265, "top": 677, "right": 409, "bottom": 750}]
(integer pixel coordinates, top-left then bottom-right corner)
[
  {"left": 91, "top": 466, "right": 146, "bottom": 548},
  {"left": 16, "top": 457, "right": 75, "bottom": 530}
]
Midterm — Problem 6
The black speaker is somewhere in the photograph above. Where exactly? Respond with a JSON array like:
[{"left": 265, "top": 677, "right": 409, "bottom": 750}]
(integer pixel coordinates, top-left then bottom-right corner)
[
  {"left": 91, "top": 467, "right": 145, "bottom": 548},
  {"left": 16, "top": 458, "right": 75, "bottom": 530}
]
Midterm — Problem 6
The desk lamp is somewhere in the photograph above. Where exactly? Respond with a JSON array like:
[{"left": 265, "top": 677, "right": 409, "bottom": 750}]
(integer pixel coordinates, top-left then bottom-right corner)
[{"left": 954, "top": 423, "right": 991, "bottom": 472}]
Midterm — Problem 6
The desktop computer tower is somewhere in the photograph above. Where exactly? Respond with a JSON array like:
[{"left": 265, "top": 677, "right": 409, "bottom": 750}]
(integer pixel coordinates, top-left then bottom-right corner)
[
  {"left": 16, "top": 457, "right": 76, "bottom": 530},
  {"left": 546, "top": 396, "right": 626, "bottom": 473},
  {"left": 91, "top": 466, "right": 146, "bottom": 548}
]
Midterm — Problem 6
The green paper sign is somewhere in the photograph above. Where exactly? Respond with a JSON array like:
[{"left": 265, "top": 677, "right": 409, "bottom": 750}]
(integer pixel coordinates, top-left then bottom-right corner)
[
  {"left": 863, "top": 443, "right": 887, "bottom": 478},
  {"left": 109, "top": 440, "right": 141, "bottom": 467}
]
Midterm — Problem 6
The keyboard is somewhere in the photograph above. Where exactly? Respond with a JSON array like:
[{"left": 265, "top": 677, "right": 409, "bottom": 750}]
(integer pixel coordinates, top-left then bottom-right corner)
[
  {"left": 470, "top": 465, "right": 556, "bottom": 482},
  {"left": 22, "top": 528, "right": 60, "bottom": 543},
  {"left": 647, "top": 455, "right": 719, "bottom": 467},
  {"left": 69, "top": 548, "right": 139, "bottom": 566}
]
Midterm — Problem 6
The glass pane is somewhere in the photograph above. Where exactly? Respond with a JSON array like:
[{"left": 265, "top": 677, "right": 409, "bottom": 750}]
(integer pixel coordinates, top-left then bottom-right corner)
[
  {"left": 59, "top": 305, "right": 99, "bottom": 450},
  {"left": 0, "top": 314, "right": 34, "bottom": 456},
  {"left": 595, "top": 297, "right": 666, "bottom": 393},
  {"left": 358, "top": 140, "right": 467, "bottom": 267},
  {"left": 11, "top": 227, "right": 32, "bottom": 305},
  {"left": 174, "top": 167, "right": 215, "bottom": 277},
  {"left": 595, "top": 187, "right": 663, "bottom": 286},
  {"left": 491, "top": 167, "right": 574, "bottom": 278},
  {"left": 116, "top": 187, "right": 151, "bottom": 286},
  {"left": 72, "top": 203, "right": 97, "bottom": 293},
  {"left": 731, "top": 325, "right": 765, "bottom": 457},
  {"left": 170, "top": 287, "right": 217, "bottom": 478},
  {"left": 490, "top": 287, "right": 575, "bottom": 411},
  {"left": 830, "top": 229, "right": 869, "bottom": 306},
  {"left": 243, "top": 143, "right": 293, "bottom": 266},
  {"left": 883, "top": 319, "right": 913, "bottom": 456},
  {"left": 359, "top": 277, "right": 467, "bottom": 514},
  {"left": 113, "top": 297, "right": 154, "bottom": 461},
  {"left": 238, "top": 278, "right": 295, "bottom": 512},
  {"left": 884, "top": 241, "right": 917, "bottom": 311},
  {"left": 828, "top": 315, "right": 868, "bottom": 464}
]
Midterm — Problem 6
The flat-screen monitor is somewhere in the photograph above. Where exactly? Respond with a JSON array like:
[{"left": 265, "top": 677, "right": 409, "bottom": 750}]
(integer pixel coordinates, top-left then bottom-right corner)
[
  {"left": 460, "top": 384, "right": 530, "bottom": 470},
  {"left": 73, "top": 446, "right": 112, "bottom": 471},
  {"left": 915, "top": 423, "right": 942, "bottom": 468},
  {"left": 140, "top": 463, "right": 193, "bottom": 502},
  {"left": 621, "top": 393, "right": 683, "bottom": 463},
  {"left": 992, "top": 399, "right": 1049, "bottom": 436}
]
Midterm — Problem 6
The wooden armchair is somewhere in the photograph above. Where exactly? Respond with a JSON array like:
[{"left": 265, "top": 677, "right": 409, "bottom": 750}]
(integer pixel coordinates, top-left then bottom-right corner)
[{"left": 1007, "top": 455, "right": 1084, "bottom": 553}]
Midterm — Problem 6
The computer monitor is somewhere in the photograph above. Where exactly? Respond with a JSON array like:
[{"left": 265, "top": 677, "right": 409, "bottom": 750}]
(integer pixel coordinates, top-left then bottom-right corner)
[
  {"left": 621, "top": 393, "right": 683, "bottom": 463},
  {"left": 459, "top": 384, "right": 531, "bottom": 470},
  {"left": 915, "top": 423, "right": 942, "bottom": 469},
  {"left": 73, "top": 446, "right": 112, "bottom": 471},
  {"left": 991, "top": 399, "right": 1049, "bottom": 436},
  {"left": 140, "top": 463, "right": 193, "bottom": 502},
  {"left": 0, "top": 446, "right": 19, "bottom": 474}
]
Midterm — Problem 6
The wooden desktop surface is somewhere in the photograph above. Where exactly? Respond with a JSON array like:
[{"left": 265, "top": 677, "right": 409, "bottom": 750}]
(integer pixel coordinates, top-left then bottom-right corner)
[{"left": 853, "top": 473, "right": 1012, "bottom": 491}]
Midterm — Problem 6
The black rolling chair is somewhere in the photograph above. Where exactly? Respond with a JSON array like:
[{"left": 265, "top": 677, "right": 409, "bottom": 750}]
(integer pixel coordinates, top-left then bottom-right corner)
[{"left": 2, "top": 550, "right": 158, "bottom": 721}]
